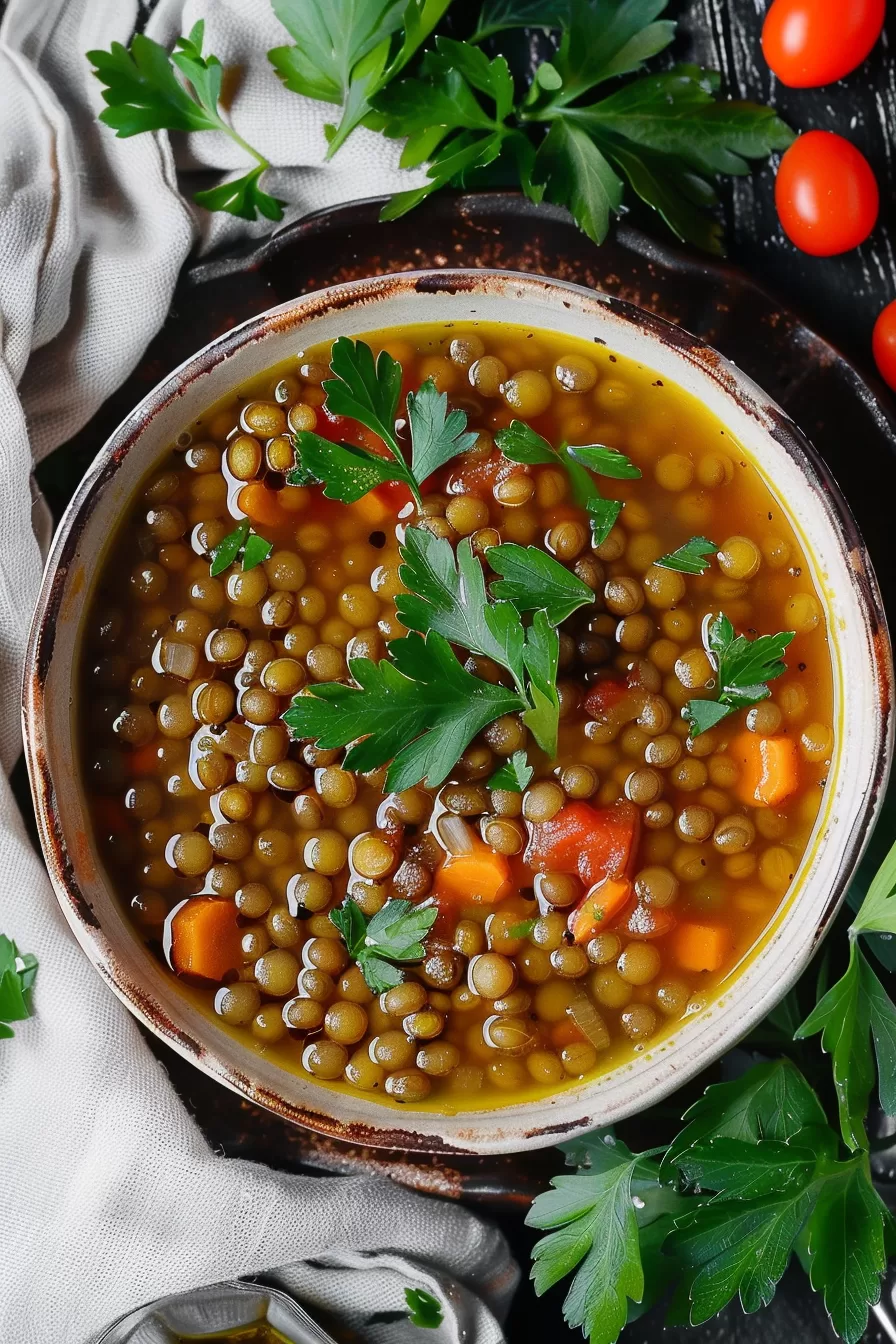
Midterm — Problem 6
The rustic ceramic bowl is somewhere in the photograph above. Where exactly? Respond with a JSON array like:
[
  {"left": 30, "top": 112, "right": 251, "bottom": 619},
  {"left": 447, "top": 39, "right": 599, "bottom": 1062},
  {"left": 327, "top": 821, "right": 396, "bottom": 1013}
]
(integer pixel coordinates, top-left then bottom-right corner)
[{"left": 24, "top": 269, "right": 893, "bottom": 1155}]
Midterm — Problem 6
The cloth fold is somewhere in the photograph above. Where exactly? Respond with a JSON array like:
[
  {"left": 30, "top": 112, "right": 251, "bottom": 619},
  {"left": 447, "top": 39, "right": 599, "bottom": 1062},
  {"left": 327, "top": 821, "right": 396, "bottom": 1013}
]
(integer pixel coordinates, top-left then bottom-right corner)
[{"left": 0, "top": 2, "right": 517, "bottom": 1340}]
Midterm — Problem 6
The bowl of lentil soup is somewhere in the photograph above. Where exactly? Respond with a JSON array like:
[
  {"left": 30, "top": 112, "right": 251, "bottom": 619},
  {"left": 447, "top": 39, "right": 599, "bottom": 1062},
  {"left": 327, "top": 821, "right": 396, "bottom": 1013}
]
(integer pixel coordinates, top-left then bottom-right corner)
[{"left": 24, "top": 270, "right": 891, "bottom": 1154}]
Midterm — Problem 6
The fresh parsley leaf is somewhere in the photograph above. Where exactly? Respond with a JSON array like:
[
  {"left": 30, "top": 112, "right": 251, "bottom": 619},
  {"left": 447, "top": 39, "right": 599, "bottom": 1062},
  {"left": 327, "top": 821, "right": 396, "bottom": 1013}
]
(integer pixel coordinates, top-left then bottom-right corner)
[
  {"left": 88, "top": 23, "right": 282, "bottom": 221},
  {"left": 404, "top": 1287, "right": 443, "bottom": 1329},
  {"left": 290, "top": 432, "right": 403, "bottom": 502},
  {"left": 488, "top": 750, "right": 533, "bottom": 793},
  {"left": 325, "top": 336, "right": 403, "bottom": 450},
  {"left": 0, "top": 936, "right": 38, "bottom": 1038},
  {"left": 507, "top": 916, "right": 538, "bottom": 939},
  {"left": 489, "top": 543, "right": 594, "bottom": 624},
  {"left": 656, "top": 536, "right": 717, "bottom": 575},
  {"left": 662, "top": 1058, "right": 826, "bottom": 1175},
  {"left": 396, "top": 530, "right": 526, "bottom": 691},
  {"left": 269, "top": 0, "right": 449, "bottom": 156},
  {"left": 549, "top": 0, "right": 676, "bottom": 102},
  {"left": 587, "top": 496, "right": 624, "bottom": 547},
  {"left": 794, "top": 941, "right": 896, "bottom": 1150},
  {"left": 805, "top": 1157, "right": 892, "bottom": 1344},
  {"left": 534, "top": 118, "right": 624, "bottom": 246},
  {"left": 209, "top": 520, "right": 272, "bottom": 577},
  {"left": 567, "top": 443, "right": 642, "bottom": 479},
  {"left": 470, "top": 0, "right": 569, "bottom": 43},
  {"left": 330, "top": 896, "right": 438, "bottom": 994},
  {"left": 685, "top": 612, "right": 794, "bottom": 737},
  {"left": 850, "top": 831, "right": 896, "bottom": 938},
  {"left": 670, "top": 1179, "right": 819, "bottom": 1323},
  {"left": 283, "top": 631, "right": 523, "bottom": 791},
  {"left": 528, "top": 1136, "right": 669, "bottom": 1344},
  {"left": 521, "top": 611, "right": 561, "bottom": 758},
  {"left": 495, "top": 421, "right": 627, "bottom": 541},
  {"left": 289, "top": 343, "right": 479, "bottom": 509},
  {"left": 677, "top": 1136, "right": 818, "bottom": 1203},
  {"left": 406, "top": 378, "right": 480, "bottom": 481}
]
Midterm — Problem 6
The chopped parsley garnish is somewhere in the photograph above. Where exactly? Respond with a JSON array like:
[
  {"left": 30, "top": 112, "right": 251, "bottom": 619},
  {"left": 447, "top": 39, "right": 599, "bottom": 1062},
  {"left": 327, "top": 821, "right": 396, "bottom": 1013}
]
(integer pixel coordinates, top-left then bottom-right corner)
[
  {"left": 507, "top": 916, "right": 538, "bottom": 939},
  {"left": 88, "top": 22, "right": 284, "bottom": 221},
  {"left": 330, "top": 897, "right": 438, "bottom": 994},
  {"left": 495, "top": 419, "right": 637, "bottom": 544},
  {"left": 489, "top": 543, "right": 594, "bottom": 624},
  {"left": 0, "top": 935, "right": 38, "bottom": 1039},
  {"left": 488, "top": 750, "right": 534, "bottom": 793},
  {"left": 288, "top": 339, "right": 478, "bottom": 510},
  {"left": 209, "top": 519, "right": 273, "bottom": 577},
  {"left": 684, "top": 612, "right": 794, "bottom": 737},
  {"left": 656, "top": 536, "right": 717, "bottom": 575}
]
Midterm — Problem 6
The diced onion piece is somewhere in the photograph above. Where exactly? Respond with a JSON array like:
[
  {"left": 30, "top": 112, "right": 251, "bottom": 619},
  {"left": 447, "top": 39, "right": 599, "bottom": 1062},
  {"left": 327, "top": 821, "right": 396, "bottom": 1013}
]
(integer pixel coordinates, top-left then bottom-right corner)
[
  {"left": 214, "top": 721, "right": 252, "bottom": 761},
  {"left": 436, "top": 812, "right": 475, "bottom": 857},
  {"left": 152, "top": 636, "right": 199, "bottom": 681},
  {"left": 568, "top": 992, "right": 610, "bottom": 1051}
]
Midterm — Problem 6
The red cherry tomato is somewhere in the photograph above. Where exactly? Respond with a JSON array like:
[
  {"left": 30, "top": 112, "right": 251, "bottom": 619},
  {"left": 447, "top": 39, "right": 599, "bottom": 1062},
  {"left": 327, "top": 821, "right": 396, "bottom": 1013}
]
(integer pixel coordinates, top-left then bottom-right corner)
[
  {"left": 873, "top": 301, "right": 896, "bottom": 392},
  {"left": 762, "top": 0, "right": 885, "bottom": 87},
  {"left": 775, "top": 131, "right": 879, "bottom": 256}
]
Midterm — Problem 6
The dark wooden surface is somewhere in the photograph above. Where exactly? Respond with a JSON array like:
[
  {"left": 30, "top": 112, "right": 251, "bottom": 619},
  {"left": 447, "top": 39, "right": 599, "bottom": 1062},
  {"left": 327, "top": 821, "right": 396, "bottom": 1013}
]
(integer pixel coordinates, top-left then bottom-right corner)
[{"left": 32, "top": 3, "right": 896, "bottom": 1341}]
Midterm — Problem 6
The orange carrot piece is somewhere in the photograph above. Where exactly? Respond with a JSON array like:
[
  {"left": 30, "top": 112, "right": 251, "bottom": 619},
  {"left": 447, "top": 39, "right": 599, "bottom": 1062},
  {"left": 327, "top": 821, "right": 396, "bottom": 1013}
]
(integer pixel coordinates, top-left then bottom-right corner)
[
  {"left": 129, "top": 743, "right": 160, "bottom": 776},
  {"left": 731, "top": 730, "right": 800, "bottom": 807},
  {"left": 434, "top": 844, "right": 511, "bottom": 905},
  {"left": 238, "top": 482, "right": 291, "bottom": 529},
  {"left": 567, "top": 876, "right": 633, "bottom": 944},
  {"left": 167, "top": 897, "right": 242, "bottom": 982},
  {"left": 671, "top": 921, "right": 731, "bottom": 973}
]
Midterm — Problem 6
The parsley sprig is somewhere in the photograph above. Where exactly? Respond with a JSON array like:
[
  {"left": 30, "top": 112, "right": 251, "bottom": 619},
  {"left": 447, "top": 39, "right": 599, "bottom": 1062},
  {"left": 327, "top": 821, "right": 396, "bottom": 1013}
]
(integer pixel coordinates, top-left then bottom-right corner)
[
  {"left": 287, "top": 339, "right": 478, "bottom": 511},
  {"left": 0, "top": 935, "right": 38, "bottom": 1039},
  {"left": 495, "top": 419, "right": 638, "bottom": 544},
  {"left": 656, "top": 536, "right": 717, "bottom": 575},
  {"left": 209, "top": 520, "right": 273, "bottom": 578},
  {"left": 330, "top": 896, "right": 438, "bottom": 993},
  {"left": 529, "top": 1060, "right": 894, "bottom": 1344},
  {"left": 284, "top": 528, "right": 580, "bottom": 782},
  {"left": 487, "top": 749, "right": 533, "bottom": 792},
  {"left": 685, "top": 612, "right": 794, "bottom": 737},
  {"left": 88, "top": 22, "right": 284, "bottom": 222}
]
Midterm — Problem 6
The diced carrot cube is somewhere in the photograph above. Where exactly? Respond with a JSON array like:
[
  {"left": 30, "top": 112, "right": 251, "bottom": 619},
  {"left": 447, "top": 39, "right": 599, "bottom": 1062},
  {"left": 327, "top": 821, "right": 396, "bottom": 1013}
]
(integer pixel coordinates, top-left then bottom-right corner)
[
  {"left": 238, "top": 482, "right": 291, "bottom": 529},
  {"left": 434, "top": 844, "right": 511, "bottom": 905},
  {"left": 165, "top": 897, "right": 242, "bottom": 983},
  {"left": 671, "top": 921, "right": 731, "bottom": 973},
  {"left": 731, "top": 730, "right": 801, "bottom": 807},
  {"left": 568, "top": 877, "right": 633, "bottom": 944}
]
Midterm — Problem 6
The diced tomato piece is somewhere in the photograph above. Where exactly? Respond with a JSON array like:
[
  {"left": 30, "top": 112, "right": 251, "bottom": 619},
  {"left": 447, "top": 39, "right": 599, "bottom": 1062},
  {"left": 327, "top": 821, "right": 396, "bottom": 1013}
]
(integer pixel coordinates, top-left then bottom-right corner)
[
  {"left": 526, "top": 800, "right": 640, "bottom": 890},
  {"left": 583, "top": 680, "right": 629, "bottom": 718},
  {"left": 434, "top": 842, "right": 512, "bottom": 905}
]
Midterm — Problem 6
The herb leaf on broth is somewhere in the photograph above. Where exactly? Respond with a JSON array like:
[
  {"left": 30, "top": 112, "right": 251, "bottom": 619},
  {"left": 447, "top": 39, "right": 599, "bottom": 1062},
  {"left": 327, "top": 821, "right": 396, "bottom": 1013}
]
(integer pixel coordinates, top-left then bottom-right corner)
[
  {"left": 289, "top": 339, "right": 479, "bottom": 510},
  {"left": 283, "top": 631, "right": 524, "bottom": 791},
  {"left": 488, "top": 750, "right": 534, "bottom": 793},
  {"left": 521, "top": 611, "right": 562, "bottom": 758},
  {"left": 209, "top": 519, "right": 273, "bottom": 577},
  {"left": 495, "top": 419, "right": 634, "bottom": 544},
  {"left": 656, "top": 535, "right": 718, "bottom": 575},
  {"left": 685, "top": 613, "right": 794, "bottom": 737},
  {"left": 489, "top": 543, "right": 595, "bottom": 624},
  {"left": 88, "top": 23, "right": 284, "bottom": 222},
  {"left": 330, "top": 896, "right": 439, "bottom": 994}
]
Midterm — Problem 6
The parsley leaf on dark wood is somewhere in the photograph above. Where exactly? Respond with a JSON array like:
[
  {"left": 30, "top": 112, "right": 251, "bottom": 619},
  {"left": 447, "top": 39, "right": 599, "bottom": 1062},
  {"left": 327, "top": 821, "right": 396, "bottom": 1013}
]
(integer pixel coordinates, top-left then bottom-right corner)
[
  {"left": 488, "top": 750, "right": 533, "bottom": 793},
  {"left": 0, "top": 935, "right": 38, "bottom": 1039},
  {"left": 685, "top": 612, "right": 794, "bottom": 737},
  {"left": 806, "top": 1158, "right": 893, "bottom": 1344},
  {"left": 209, "top": 520, "right": 273, "bottom": 577},
  {"left": 656, "top": 536, "right": 717, "bottom": 574},
  {"left": 470, "top": 0, "right": 568, "bottom": 43},
  {"left": 88, "top": 22, "right": 283, "bottom": 221},
  {"left": 283, "top": 631, "right": 523, "bottom": 791},
  {"left": 330, "top": 896, "right": 438, "bottom": 994},
  {"left": 489, "top": 543, "right": 594, "bottom": 624},
  {"left": 533, "top": 118, "right": 625, "bottom": 247}
]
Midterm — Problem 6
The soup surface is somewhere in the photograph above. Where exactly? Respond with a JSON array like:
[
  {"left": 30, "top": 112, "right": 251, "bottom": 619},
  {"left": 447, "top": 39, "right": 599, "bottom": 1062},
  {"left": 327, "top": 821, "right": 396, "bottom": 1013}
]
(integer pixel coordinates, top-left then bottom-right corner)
[{"left": 79, "top": 320, "right": 834, "bottom": 1113}]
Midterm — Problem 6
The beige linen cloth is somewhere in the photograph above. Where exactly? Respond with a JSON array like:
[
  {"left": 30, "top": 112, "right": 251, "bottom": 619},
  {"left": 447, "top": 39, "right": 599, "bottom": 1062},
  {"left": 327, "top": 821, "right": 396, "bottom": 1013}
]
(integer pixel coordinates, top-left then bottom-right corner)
[{"left": 0, "top": 1, "right": 519, "bottom": 1340}]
